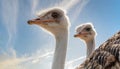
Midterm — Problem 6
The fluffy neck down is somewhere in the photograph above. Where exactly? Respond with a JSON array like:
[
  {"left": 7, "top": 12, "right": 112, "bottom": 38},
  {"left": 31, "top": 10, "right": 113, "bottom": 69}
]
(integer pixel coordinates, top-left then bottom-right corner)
[
  {"left": 86, "top": 38, "right": 95, "bottom": 58},
  {"left": 52, "top": 29, "right": 68, "bottom": 69}
]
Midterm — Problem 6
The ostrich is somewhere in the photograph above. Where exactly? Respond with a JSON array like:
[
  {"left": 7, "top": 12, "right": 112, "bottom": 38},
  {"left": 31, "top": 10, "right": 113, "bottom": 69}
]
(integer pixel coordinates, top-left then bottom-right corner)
[
  {"left": 74, "top": 23, "right": 97, "bottom": 57},
  {"left": 75, "top": 30, "right": 120, "bottom": 69},
  {"left": 28, "top": 7, "right": 70, "bottom": 69}
]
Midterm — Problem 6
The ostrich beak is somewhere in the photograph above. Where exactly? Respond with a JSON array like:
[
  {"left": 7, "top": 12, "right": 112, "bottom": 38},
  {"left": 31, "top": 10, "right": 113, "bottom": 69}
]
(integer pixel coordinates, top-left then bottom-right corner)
[
  {"left": 74, "top": 32, "right": 89, "bottom": 37},
  {"left": 28, "top": 18, "right": 56, "bottom": 25}
]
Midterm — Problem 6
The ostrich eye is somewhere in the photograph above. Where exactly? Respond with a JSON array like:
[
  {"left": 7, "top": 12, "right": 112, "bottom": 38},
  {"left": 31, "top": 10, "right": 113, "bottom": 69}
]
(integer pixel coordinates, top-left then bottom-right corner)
[
  {"left": 51, "top": 12, "right": 59, "bottom": 18},
  {"left": 86, "top": 28, "right": 91, "bottom": 31}
]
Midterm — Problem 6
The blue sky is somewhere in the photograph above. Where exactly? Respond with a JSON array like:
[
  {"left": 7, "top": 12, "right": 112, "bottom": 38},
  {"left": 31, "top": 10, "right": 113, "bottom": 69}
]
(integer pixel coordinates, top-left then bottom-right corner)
[{"left": 0, "top": 0, "right": 120, "bottom": 69}]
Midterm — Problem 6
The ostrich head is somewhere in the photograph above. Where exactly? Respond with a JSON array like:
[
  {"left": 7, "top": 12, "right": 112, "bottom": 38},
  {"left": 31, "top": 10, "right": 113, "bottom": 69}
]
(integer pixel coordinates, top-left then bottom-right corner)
[
  {"left": 74, "top": 23, "right": 97, "bottom": 42},
  {"left": 28, "top": 7, "right": 70, "bottom": 36}
]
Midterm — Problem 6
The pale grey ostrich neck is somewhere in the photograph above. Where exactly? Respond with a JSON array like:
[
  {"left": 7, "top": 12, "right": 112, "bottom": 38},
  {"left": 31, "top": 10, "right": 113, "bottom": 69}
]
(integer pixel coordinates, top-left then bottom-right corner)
[
  {"left": 52, "top": 29, "right": 68, "bottom": 69},
  {"left": 85, "top": 38, "right": 95, "bottom": 57}
]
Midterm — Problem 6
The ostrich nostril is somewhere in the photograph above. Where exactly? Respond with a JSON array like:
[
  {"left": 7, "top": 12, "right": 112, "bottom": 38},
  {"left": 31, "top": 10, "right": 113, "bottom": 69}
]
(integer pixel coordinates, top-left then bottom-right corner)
[{"left": 36, "top": 18, "right": 40, "bottom": 20}]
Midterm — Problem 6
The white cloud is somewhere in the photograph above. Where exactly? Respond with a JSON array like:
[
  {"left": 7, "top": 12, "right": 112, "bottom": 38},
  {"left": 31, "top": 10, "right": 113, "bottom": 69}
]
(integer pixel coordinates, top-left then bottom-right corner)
[
  {"left": 1, "top": 0, "right": 18, "bottom": 48},
  {"left": 0, "top": 48, "right": 25, "bottom": 69},
  {"left": 66, "top": 56, "right": 86, "bottom": 65},
  {"left": 66, "top": 56, "right": 86, "bottom": 69},
  {"left": 0, "top": 48, "right": 85, "bottom": 69},
  {"left": 31, "top": 0, "right": 39, "bottom": 15},
  {"left": 31, "top": 51, "right": 53, "bottom": 63},
  {"left": 57, "top": 0, "right": 80, "bottom": 10},
  {"left": 70, "top": 0, "right": 90, "bottom": 22},
  {"left": 0, "top": 48, "right": 53, "bottom": 69},
  {"left": 0, "top": 58, "right": 25, "bottom": 69}
]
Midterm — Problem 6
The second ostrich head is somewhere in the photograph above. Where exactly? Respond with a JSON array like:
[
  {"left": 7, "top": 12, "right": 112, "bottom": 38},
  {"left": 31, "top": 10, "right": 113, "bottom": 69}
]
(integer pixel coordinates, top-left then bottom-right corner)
[
  {"left": 74, "top": 23, "right": 97, "bottom": 42},
  {"left": 74, "top": 23, "right": 97, "bottom": 57}
]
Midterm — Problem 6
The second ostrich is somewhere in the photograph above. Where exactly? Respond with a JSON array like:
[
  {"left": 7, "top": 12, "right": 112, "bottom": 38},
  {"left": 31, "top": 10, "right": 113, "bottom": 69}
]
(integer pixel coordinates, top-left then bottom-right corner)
[
  {"left": 74, "top": 23, "right": 97, "bottom": 57},
  {"left": 28, "top": 8, "right": 70, "bottom": 69}
]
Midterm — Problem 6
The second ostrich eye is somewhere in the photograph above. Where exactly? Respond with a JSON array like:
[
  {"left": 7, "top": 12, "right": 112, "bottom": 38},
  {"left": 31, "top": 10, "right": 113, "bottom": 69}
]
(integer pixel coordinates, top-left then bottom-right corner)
[
  {"left": 86, "top": 28, "right": 91, "bottom": 31},
  {"left": 51, "top": 12, "right": 59, "bottom": 18}
]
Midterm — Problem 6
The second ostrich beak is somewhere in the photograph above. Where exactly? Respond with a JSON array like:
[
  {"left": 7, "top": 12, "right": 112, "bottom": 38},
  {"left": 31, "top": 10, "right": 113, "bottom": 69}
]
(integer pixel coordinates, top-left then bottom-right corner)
[{"left": 74, "top": 32, "right": 89, "bottom": 37}]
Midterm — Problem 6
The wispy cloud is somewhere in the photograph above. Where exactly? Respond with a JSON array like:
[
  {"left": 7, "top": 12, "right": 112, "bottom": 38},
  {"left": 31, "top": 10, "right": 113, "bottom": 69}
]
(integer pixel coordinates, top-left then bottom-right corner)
[
  {"left": 1, "top": 1, "right": 20, "bottom": 68},
  {"left": 31, "top": 51, "right": 53, "bottom": 63},
  {"left": 0, "top": 48, "right": 24, "bottom": 69},
  {"left": 31, "top": 0, "right": 39, "bottom": 15},
  {"left": 70, "top": 0, "right": 90, "bottom": 22},
  {"left": 66, "top": 56, "right": 86, "bottom": 69},
  {"left": 1, "top": 0, "right": 18, "bottom": 48},
  {"left": 0, "top": 48, "right": 85, "bottom": 69},
  {"left": 66, "top": 56, "right": 86, "bottom": 65},
  {"left": 0, "top": 57, "right": 25, "bottom": 69},
  {"left": 0, "top": 48, "right": 53, "bottom": 69},
  {"left": 57, "top": 0, "right": 80, "bottom": 10}
]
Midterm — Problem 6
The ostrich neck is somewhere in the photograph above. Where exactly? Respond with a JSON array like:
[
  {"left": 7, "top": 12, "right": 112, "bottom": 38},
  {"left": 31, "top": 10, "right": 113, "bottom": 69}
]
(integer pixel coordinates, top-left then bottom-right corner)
[
  {"left": 86, "top": 38, "right": 95, "bottom": 58},
  {"left": 52, "top": 29, "right": 68, "bottom": 69}
]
